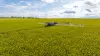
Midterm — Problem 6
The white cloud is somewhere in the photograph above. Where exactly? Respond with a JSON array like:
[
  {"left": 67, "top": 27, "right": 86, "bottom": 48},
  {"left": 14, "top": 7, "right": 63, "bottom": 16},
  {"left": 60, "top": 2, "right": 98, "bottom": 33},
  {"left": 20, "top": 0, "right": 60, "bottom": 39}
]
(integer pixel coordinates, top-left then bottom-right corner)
[
  {"left": 62, "top": 0, "right": 100, "bottom": 17},
  {"left": 0, "top": 0, "right": 100, "bottom": 18},
  {"left": 0, "top": 1, "right": 46, "bottom": 17},
  {"left": 0, "top": 8, "right": 45, "bottom": 17},
  {"left": 45, "top": 0, "right": 100, "bottom": 18},
  {"left": 41, "top": 0, "right": 55, "bottom": 3},
  {"left": 45, "top": 7, "right": 65, "bottom": 18}
]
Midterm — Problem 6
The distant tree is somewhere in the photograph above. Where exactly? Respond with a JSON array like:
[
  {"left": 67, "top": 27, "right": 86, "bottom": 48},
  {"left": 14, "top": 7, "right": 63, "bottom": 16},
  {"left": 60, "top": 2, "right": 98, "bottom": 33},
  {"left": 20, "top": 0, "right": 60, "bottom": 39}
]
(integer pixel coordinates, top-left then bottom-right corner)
[
  {"left": 11, "top": 16, "right": 14, "bottom": 18},
  {"left": 22, "top": 17, "right": 25, "bottom": 19}
]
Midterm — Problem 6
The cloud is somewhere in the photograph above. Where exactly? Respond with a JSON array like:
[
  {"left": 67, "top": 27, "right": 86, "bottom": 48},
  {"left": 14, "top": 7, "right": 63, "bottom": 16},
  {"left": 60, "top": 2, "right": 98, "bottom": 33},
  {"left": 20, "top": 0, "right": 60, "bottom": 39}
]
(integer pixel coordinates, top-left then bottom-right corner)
[
  {"left": 43, "top": 0, "right": 100, "bottom": 18},
  {"left": 64, "top": 11, "right": 76, "bottom": 14},
  {"left": 0, "top": 8, "right": 45, "bottom": 17},
  {"left": 41, "top": 0, "right": 55, "bottom": 3},
  {"left": 0, "top": 0, "right": 100, "bottom": 18},
  {"left": 0, "top": 1, "right": 46, "bottom": 17},
  {"left": 41, "top": 0, "right": 100, "bottom": 18},
  {"left": 62, "top": 0, "right": 100, "bottom": 17},
  {"left": 85, "top": 9, "right": 92, "bottom": 12}
]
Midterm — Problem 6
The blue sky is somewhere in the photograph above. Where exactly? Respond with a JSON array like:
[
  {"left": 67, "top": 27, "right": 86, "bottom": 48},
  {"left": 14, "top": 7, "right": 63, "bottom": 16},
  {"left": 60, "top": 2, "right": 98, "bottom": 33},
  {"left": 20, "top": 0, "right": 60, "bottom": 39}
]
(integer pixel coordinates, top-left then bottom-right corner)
[{"left": 0, "top": 0, "right": 100, "bottom": 18}]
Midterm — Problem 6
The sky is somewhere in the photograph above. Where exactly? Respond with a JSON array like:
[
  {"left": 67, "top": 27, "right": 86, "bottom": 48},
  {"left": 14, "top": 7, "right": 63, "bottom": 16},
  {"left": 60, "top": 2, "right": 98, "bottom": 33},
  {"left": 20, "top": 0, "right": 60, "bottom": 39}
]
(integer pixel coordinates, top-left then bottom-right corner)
[{"left": 0, "top": 0, "right": 100, "bottom": 18}]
